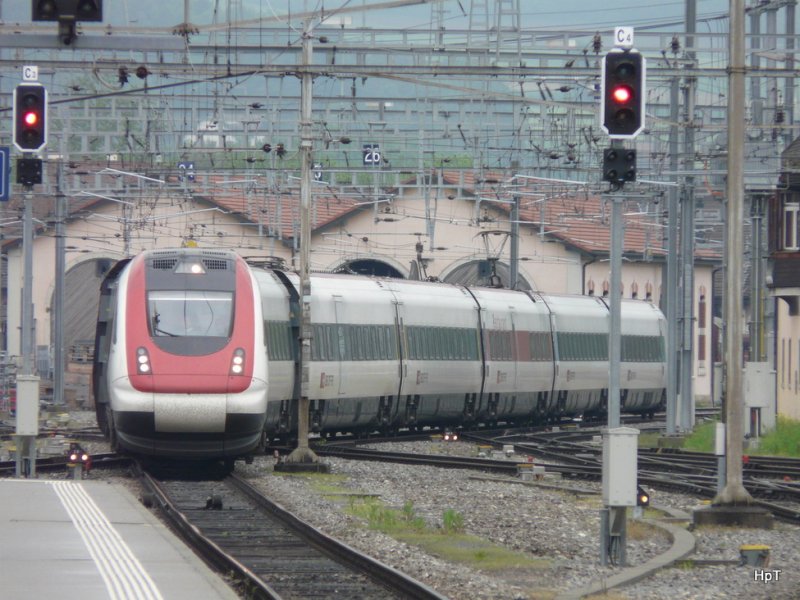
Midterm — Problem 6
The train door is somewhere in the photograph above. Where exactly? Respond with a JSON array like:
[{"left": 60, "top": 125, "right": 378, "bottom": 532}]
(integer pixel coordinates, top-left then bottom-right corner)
[
  {"left": 508, "top": 306, "right": 519, "bottom": 392},
  {"left": 392, "top": 298, "right": 405, "bottom": 384}
]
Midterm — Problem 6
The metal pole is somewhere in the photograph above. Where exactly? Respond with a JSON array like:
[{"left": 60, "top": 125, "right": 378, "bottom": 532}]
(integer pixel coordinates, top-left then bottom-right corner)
[
  {"left": 679, "top": 0, "right": 697, "bottom": 432},
  {"left": 750, "top": 197, "right": 763, "bottom": 361},
  {"left": 21, "top": 191, "right": 34, "bottom": 376},
  {"left": 510, "top": 195, "right": 519, "bottom": 290},
  {"left": 715, "top": 0, "right": 752, "bottom": 506},
  {"left": 665, "top": 77, "right": 680, "bottom": 436},
  {"left": 608, "top": 193, "right": 623, "bottom": 429},
  {"left": 53, "top": 163, "right": 65, "bottom": 404},
  {"left": 286, "top": 21, "right": 319, "bottom": 465}
]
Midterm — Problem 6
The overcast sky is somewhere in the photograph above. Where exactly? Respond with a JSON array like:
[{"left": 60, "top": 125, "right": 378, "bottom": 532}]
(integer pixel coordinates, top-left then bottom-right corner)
[{"left": 7, "top": 0, "right": 736, "bottom": 32}]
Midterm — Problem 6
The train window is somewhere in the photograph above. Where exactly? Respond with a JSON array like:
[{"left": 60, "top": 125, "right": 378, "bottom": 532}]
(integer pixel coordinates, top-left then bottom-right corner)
[
  {"left": 324, "top": 325, "right": 333, "bottom": 360},
  {"left": 424, "top": 328, "right": 431, "bottom": 359},
  {"left": 311, "top": 324, "right": 322, "bottom": 361},
  {"left": 533, "top": 331, "right": 552, "bottom": 361},
  {"left": 365, "top": 326, "right": 374, "bottom": 360},
  {"left": 363, "top": 326, "right": 371, "bottom": 360},
  {"left": 148, "top": 290, "right": 233, "bottom": 338},
  {"left": 266, "top": 321, "right": 292, "bottom": 361},
  {"left": 323, "top": 324, "right": 331, "bottom": 361},
  {"left": 386, "top": 326, "right": 394, "bottom": 359},
  {"left": 447, "top": 329, "right": 456, "bottom": 360},
  {"left": 377, "top": 326, "right": 385, "bottom": 360},
  {"left": 471, "top": 331, "right": 480, "bottom": 360},
  {"left": 341, "top": 326, "right": 349, "bottom": 360},
  {"left": 383, "top": 327, "right": 392, "bottom": 360},
  {"left": 354, "top": 327, "right": 364, "bottom": 361},
  {"left": 368, "top": 326, "right": 377, "bottom": 360}
]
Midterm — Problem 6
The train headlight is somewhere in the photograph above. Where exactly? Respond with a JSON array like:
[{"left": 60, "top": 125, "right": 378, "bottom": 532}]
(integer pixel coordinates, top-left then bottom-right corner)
[
  {"left": 69, "top": 453, "right": 78, "bottom": 462},
  {"left": 136, "top": 347, "right": 152, "bottom": 374},
  {"left": 230, "top": 348, "right": 245, "bottom": 375}
]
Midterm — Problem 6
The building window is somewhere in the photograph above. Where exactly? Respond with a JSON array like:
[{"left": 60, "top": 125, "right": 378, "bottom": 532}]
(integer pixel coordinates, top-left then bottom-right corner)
[{"left": 783, "top": 202, "right": 800, "bottom": 250}]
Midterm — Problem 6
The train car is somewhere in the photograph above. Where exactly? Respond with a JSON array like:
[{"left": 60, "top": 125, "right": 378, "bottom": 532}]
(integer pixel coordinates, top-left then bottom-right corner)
[
  {"left": 543, "top": 294, "right": 613, "bottom": 419},
  {"left": 92, "top": 248, "right": 268, "bottom": 460},
  {"left": 611, "top": 298, "right": 667, "bottom": 417},
  {"left": 467, "top": 287, "right": 554, "bottom": 425},
  {"left": 94, "top": 248, "right": 668, "bottom": 460}
]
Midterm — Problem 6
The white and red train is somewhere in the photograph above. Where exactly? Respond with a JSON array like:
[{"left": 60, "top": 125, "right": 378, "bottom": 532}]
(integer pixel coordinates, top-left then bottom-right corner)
[{"left": 93, "top": 248, "right": 667, "bottom": 461}]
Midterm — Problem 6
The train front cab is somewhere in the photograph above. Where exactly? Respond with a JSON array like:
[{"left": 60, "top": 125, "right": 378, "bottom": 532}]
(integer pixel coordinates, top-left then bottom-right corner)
[{"left": 107, "top": 250, "right": 268, "bottom": 460}]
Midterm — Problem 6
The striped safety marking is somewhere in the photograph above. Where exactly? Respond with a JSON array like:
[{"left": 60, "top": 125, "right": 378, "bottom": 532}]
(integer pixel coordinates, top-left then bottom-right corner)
[{"left": 51, "top": 481, "right": 164, "bottom": 600}]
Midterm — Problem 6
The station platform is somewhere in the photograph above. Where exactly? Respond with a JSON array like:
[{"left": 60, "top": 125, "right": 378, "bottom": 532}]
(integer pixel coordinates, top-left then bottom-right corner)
[{"left": 0, "top": 478, "right": 239, "bottom": 600}]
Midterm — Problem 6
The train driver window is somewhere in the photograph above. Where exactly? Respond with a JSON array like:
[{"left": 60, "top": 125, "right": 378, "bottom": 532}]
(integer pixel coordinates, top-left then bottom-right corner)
[{"left": 148, "top": 290, "right": 233, "bottom": 338}]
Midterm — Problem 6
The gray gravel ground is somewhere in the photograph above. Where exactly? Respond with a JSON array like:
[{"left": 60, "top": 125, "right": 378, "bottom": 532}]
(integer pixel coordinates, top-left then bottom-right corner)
[{"left": 238, "top": 440, "right": 800, "bottom": 600}]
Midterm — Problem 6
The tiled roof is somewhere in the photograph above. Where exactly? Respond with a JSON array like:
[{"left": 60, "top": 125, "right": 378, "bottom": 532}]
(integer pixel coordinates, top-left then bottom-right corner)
[
  {"left": 440, "top": 170, "right": 722, "bottom": 261},
  {"left": 1, "top": 167, "right": 722, "bottom": 261}
]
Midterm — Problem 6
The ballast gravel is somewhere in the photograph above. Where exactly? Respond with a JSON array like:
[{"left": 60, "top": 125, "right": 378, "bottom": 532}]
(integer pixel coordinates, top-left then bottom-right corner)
[{"left": 238, "top": 440, "right": 800, "bottom": 600}]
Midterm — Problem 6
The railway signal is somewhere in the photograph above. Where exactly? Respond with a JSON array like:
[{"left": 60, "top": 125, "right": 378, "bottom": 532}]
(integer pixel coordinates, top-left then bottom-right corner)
[
  {"left": 601, "top": 49, "right": 645, "bottom": 139},
  {"left": 32, "top": 0, "right": 104, "bottom": 44},
  {"left": 13, "top": 83, "right": 48, "bottom": 152},
  {"left": 602, "top": 148, "right": 636, "bottom": 184}
]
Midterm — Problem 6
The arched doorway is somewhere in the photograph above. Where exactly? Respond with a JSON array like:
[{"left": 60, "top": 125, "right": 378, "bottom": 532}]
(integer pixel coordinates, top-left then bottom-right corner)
[
  {"left": 442, "top": 260, "right": 533, "bottom": 290},
  {"left": 51, "top": 257, "right": 115, "bottom": 367},
  {"left": 333, "top": 258, "right": 404, "bottom": 278}
]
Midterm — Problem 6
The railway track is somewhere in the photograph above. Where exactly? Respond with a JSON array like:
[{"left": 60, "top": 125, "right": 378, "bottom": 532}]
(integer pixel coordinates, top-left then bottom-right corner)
[
  {"left": 316, "top": 432, "right": 800, "bottom": 525},
  {"left": 139, "top": 468, "right": 447, "bottom": 600}
]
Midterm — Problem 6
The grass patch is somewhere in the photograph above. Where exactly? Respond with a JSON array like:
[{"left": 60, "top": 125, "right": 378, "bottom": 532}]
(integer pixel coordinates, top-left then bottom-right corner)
[
  {"left": 681, "top": 420, "right": 716, "bottom": 452},
  {"left": 753, "top": 416, "right": 800, "bottom": 457},
  {"left": 442, "top": 508, "right": 465, "bottom": 533},
  {"left": 345, "top": 497, "right": 544, "bottom": 570},
  {"left": 396, "top": 531, "right": 547, "bottom": 570},
  {"left": 637, "top": 431, "right": 662, "bottom": 448},
  {"left": 681, "top": 416, "right": 800, "bottom": 458},
  {"left": 347, "top": 497, "right": 426, "bottom": 532}
]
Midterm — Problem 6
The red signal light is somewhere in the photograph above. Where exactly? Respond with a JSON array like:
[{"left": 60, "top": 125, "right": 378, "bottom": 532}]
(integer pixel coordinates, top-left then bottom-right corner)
[
  {"left": 13, "top": 84, "right": 48, "bottom": 151},
  {"left": 611, "top": 85, "right": 632, "bottom": 104},
  {"left": 601, "top": 50, "right": 645, "bottom": 138}
]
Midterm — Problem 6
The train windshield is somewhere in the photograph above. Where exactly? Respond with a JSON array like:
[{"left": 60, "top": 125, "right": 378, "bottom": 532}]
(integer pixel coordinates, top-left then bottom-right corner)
[{"left": 147, "top": 290, "right": 233, "bottom": 338}]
